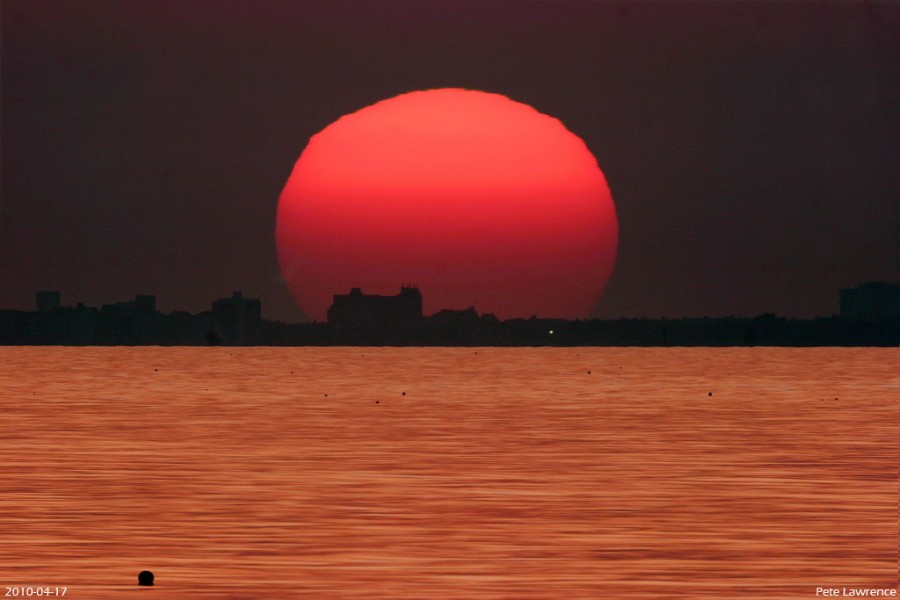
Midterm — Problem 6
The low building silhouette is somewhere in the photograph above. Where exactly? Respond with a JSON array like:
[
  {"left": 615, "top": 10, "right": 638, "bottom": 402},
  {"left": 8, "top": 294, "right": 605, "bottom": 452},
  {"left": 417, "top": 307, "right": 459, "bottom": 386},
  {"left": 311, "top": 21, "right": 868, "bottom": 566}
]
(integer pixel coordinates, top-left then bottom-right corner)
[
  {"left": 421, "top": 307, "right": 500, "bottom": 345},
  {"left": 101, "top": 294, "right": 156, "bottom": 313},
  {"left": 210, "top": 291, "right": 261, "bottom": 345},
  {"left": 327, "top": 285, "right": 423, "bottom": 331},
  {"left": 97, "top": 295, "right": 162, "bottom": 344}
]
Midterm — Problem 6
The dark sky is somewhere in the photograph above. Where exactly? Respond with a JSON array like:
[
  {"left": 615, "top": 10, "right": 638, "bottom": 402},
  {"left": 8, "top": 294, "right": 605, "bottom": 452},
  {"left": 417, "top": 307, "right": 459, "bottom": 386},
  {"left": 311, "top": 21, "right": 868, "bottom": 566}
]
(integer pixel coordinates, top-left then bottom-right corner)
[{"left": 2, "top": 0, "right": 898, "bottom": 321}]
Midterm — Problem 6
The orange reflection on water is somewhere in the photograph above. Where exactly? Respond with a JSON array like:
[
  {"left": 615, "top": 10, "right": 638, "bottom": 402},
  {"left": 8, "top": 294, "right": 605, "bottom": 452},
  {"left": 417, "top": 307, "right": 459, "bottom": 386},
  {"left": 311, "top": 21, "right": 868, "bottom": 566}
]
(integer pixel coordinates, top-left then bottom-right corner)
[{"left": 1, "top": 347, "right": 897, "bottom": 598}]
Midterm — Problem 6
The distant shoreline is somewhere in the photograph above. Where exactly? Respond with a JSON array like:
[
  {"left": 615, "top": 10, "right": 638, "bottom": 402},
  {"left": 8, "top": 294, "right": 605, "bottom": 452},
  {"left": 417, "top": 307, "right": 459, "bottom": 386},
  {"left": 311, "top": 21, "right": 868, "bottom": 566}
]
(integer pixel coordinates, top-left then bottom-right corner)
[{"left": 3, "top": 307, "right": 898, "bottom": 348}]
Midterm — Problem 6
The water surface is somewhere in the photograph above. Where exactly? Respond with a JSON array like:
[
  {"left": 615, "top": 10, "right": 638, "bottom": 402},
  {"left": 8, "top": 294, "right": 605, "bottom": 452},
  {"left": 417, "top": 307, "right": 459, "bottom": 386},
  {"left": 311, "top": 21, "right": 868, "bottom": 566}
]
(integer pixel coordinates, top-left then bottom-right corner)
[{"left": 1, "top": 347, "right": 897, "bottom": 598}]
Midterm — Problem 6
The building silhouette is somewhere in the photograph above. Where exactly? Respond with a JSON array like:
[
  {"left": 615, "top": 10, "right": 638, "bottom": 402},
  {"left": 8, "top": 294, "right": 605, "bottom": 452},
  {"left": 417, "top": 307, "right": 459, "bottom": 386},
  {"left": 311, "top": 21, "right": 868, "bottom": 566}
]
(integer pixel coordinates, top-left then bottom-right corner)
[
  {"left": 97, "top": 294, "right": 160, "bottom": 343},
  {"left": 327, "top": 285, "right": 422, "bottom": 330},
  {"left": 210, "top": 291, "right": 261, "bottom": 345},
  {"left": 0, "top": 291, "right": 262, "bottom": 345}
]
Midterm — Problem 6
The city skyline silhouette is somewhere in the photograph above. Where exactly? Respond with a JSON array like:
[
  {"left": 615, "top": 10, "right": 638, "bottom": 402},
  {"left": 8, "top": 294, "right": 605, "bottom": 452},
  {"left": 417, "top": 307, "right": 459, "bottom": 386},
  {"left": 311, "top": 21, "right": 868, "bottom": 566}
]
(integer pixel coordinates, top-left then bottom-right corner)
[{"left": 3, "top": 282, "right": 897, "bottom": 346}]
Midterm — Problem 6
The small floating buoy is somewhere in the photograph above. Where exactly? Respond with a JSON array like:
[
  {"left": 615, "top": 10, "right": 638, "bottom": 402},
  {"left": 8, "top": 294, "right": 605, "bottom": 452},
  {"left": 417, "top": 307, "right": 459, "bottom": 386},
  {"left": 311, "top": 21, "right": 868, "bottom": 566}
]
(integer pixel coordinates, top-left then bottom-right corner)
[
  {"left": 401, "top": 391, "right": 406, "bottom": 396},
  {"left": 708, "top": 392, "right": 713, "bottom": 397},
  {"left": 138, "top": 570, "right": 154, "bottom": 586},
  {"left": 375, "top": 400, "right": 380, "bottom": 404}
]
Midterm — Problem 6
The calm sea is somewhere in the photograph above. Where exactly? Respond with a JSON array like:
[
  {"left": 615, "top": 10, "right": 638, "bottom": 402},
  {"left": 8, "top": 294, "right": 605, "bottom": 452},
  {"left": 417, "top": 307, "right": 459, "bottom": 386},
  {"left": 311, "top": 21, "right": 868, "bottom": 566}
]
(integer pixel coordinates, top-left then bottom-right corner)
[{"left": 1, "top": 347, "right": 897, "bottom": 599}]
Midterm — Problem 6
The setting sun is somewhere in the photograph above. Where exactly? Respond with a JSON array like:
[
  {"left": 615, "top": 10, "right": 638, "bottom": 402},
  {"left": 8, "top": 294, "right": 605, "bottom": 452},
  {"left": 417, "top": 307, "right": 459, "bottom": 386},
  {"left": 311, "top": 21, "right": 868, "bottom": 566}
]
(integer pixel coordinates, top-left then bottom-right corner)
[{"left": 276, "top": 88, "right": 618, "bottom": 320}]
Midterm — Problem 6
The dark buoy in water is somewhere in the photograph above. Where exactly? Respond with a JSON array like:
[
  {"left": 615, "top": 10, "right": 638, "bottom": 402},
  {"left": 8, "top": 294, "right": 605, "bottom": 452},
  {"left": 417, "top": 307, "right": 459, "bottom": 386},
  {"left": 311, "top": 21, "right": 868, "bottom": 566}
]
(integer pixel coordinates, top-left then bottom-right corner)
[
  {"left": 138, "top": 570, "right": 154, "bottom": 586},
  {"left": 375, "top": 400, "right": 380, "bottom": 404},
  {"left": 587, "top": 370, "right": 591, "bottom": 375},
  {"left": 708, "top": 392, "right": 713, "bottom": 397},
  {"left": 401, "top": 391, "right": 406, "bottom": 396}
]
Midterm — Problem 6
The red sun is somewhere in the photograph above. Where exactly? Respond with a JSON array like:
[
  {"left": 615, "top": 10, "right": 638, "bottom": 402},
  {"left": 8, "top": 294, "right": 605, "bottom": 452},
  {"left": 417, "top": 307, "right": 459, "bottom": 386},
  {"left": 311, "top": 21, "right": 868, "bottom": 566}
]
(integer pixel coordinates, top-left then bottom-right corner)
[{"left": 276, "top": 88, "right": 618, "bottom": 321}]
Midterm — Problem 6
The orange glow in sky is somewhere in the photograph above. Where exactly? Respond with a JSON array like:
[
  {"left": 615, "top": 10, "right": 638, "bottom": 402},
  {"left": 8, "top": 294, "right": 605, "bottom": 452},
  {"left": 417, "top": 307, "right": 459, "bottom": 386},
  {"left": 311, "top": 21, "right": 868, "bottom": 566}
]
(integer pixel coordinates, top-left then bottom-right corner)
[{"left": 276, "top": 88, "right": 618, "bottom": 320}]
